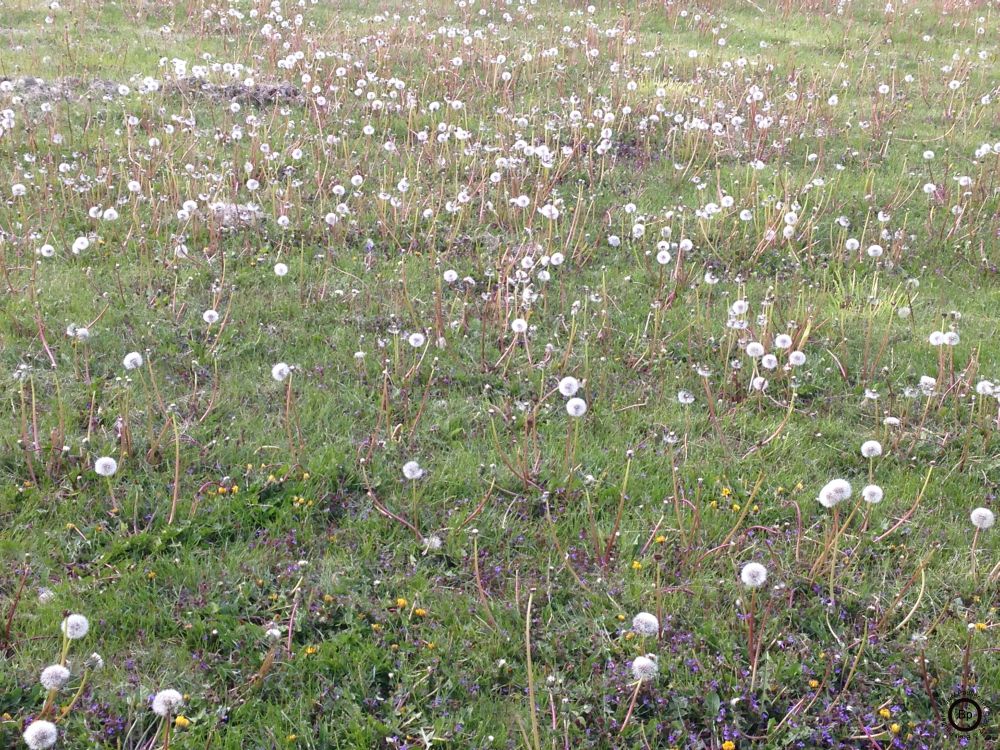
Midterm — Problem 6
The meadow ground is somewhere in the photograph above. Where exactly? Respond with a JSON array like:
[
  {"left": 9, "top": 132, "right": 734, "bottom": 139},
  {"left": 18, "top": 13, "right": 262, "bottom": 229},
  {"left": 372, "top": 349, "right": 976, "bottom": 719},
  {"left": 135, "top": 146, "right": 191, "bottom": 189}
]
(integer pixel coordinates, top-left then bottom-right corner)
[{"left": 1, "top": 0, "right": 999, "bottom": 747}]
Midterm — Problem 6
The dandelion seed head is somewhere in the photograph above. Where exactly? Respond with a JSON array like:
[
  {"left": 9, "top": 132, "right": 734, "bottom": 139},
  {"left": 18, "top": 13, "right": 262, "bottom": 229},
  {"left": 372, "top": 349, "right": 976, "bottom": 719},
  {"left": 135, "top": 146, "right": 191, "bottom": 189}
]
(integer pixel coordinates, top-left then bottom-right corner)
[
  {"left": 61, "top": 613, "right": 90, "bottom": 640},
  {"left": 558, "top": 376, "right": 580, "bottom": 397},
  {"left": 631, "top": 654, "right": 659, "bottom": 681},
  {"left": 152, "top": 689, "right": 184, "bottom": 717},
  {"left": 123, "top": 351, "right": 144, "bottom": 370},
  {"left": 631, "top": 612, "right": 659, "bottom": 636},
  {"left": 23, "top": 720, "right": 58, "bottom": 750},
  {"left": 740, "top": 562, "right": 768, "bottom": 588},
  {"left": 862, "top": 484, "right": 884, "bottom": 504},
  {"left": 402, "top": 460, "right": 424, "bottom": 480},
  {"left": 818, "top": 479, "right": 852, "bottom": 508},
  {"left": 271, "top": 362, "right": 291, "bottom": 382},
  {"left": 40, "top": 664, "right": 70, "bottom": 690},
  {"left": 971, "top": 507, "right": 995, "bottom": 530},
  {"left": 860, "top": 440, "right": 882, "bottom": 458},
  {"left": 94, "top": 456, "right": 118, "bottom": 477}
]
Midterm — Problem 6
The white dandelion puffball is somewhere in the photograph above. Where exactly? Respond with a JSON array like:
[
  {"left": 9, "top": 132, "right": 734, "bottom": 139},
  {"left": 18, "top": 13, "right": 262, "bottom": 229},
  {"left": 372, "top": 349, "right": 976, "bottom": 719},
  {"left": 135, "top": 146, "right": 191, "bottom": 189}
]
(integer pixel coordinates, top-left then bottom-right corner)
[
  {"left": 774, "top": 334, "right": 793, "bottom": 349},
  {"left": 271, "top": 362, "right": 291, "bottom": 382},
  {"left": 818, "top": 479, "right": 852, "bottom": 508},
  {"left": 273, "top": 262, "right": 289, "bottom": 277},
  {"left": 860, "top": 440, "right": 882, "bottom": 458},
  {"left": 511, "top": 318, "right": 528, "bottom": 334},
  {"left": 443, "top": 269, "right": 458, "bottom": 283},
  {"left": 123, "top": 351, "right": 144, "bottom": 370},
  {"left": 631, "top": 654, "right": 659, "bottom": 682},
  {"left": 40, "top": 664, "right": 71, "bottom": 690},
  {"left": 656, "top": 248, "right": 671, "bottom": 265},
  {"left": 61, "top": 614, "right": 90, "bottom": 640},
  {"left": 970, "top": 507, "right": 995, "bottom": 530},
  {"left": 94, "top": 456, "right": 118, "bottom": 477},
  {"left": 407, "top": 332, "right": 426, "bottom": 348},
  {"left": 631, "top": 612, "right": 659, "bottom": 636},
  {"left": 22, "top": 720, "right": 58, "bottom": 750},
  {"left": 402, "top": 460, "right": 424, "bottom": 480},
  {"left": 740, "top": 562, "right": 768, "bottom": 588},
  {"left": 558, "top": 376, "right": 580, "bottom": 397},
  {"left": 788, "top": 351, "right": 807, "bottom": 366},
  {"left": 677, "top": 389, "right": 695, "bottom": 405},
  {"left": 862, "top": 484, "right": 884, "bottom": 504},
  {"left": 745, "top": 341, "right": 765, "bottom": 358},
  {"left": 151, "top": 689, "right": 184, "bottom": 717},
  {"left": 202, "top": 309, "right": 219, "bottom": 324},
  {"left": 566, "top": 397, "right": 587, "bottom": 417}
]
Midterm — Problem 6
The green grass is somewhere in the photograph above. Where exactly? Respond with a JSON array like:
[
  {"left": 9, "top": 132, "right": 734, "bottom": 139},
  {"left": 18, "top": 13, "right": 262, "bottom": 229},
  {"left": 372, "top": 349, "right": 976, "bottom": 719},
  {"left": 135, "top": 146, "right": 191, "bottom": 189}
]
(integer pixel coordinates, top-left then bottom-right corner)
[{"left": 1, "top": 0, "right": 999, "bottom": 748}]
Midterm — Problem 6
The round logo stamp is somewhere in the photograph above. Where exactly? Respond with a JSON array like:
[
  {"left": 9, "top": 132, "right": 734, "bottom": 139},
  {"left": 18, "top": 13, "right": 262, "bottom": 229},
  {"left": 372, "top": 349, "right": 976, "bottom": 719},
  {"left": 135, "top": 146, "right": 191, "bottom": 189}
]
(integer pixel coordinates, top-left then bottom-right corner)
[{"left": 947, "top": 696, "right": 983, "bottom": 733}]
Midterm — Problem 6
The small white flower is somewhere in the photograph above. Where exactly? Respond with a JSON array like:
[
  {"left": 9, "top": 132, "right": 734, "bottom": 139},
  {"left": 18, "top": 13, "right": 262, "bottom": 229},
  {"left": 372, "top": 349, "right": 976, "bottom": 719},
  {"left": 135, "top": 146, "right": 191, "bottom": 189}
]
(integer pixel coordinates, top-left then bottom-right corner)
[
  {"left": 511, "top": 318, "right": 528, "bottom": 334},
  {"left": 94, "top": 456, "right": 118, "bottom": 477},
  {"left": 202, "top": 309, "right": 220, "bottom": 324},
  {"left": 407, "top": 332, "right": 426, "bottom": 348},
  {"left": 274, "top": 262, "right": 289, "bottom": 277},
  {"left": 740, "top": 562, "right": 768, "bottom": 588}
]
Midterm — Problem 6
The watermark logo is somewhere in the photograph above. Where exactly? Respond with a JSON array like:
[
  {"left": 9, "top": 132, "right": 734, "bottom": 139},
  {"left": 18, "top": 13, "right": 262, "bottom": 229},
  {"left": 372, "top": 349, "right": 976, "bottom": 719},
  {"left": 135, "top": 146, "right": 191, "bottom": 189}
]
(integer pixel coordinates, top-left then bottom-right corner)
[{"left": 947, "top": 696, "right": 983, "bottom": 733}]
